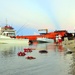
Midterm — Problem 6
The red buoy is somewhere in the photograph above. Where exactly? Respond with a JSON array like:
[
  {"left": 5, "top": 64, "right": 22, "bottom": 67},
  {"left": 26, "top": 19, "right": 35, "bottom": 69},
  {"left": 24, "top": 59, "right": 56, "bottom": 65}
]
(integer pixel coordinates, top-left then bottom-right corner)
[
  {"left": 24, "top": 48, "right": 32, "bottom": 52},
  {"left": 26, "top": 56, "right": 36, "bottom": 60},
  {"left": 17, "top": 52, "right": 26, "bottom": 56},
  {"left": 24, "top": 48, "right": 28, "bottom": 52}
]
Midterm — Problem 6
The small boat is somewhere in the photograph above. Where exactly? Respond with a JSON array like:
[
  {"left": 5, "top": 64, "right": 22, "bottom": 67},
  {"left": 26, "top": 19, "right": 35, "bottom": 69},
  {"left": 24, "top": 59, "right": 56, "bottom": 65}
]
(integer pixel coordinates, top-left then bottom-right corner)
[
  {"left": 37, "top": 37, "right": 54, "bottom": 43},
  {"left": 0, "top": 25, "right": 29, "bottom": 44}
]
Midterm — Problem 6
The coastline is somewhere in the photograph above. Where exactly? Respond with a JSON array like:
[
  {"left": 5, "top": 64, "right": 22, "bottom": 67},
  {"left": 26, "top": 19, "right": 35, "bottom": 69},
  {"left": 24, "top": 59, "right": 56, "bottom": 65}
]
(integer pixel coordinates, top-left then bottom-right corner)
[{"left": 62, "top": 39, "right": 75, "bottom": 52}]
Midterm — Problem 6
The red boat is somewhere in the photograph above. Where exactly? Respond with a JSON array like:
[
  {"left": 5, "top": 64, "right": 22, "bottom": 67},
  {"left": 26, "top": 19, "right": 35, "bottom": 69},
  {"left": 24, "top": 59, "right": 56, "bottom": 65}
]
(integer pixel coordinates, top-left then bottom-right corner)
[{"left": 16, "top": 29, "right": 67, "bottom": 43}]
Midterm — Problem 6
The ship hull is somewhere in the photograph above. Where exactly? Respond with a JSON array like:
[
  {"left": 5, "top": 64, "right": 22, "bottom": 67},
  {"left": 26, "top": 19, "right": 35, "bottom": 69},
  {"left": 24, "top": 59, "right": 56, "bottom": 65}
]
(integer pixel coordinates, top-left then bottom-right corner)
[
  {"left": 0, "top": 38, "right": 29, "bottom": 45},
  {"left": 37, "top": 38, "right": 54, "bottom": 43}
]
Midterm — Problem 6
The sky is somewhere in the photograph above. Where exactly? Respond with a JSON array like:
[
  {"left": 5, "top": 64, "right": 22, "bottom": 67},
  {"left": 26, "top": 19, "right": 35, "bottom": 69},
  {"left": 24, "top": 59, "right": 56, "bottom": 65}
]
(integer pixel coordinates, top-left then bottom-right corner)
[{"left": 0, "top": 0, "right": 75, "bottom": 35}]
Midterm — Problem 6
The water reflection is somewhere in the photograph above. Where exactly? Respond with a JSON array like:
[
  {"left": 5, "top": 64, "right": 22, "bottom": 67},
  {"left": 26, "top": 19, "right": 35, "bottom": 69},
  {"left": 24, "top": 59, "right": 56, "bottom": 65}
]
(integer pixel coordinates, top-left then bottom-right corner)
[
  {"left": 37, "top": 43, "right": 64, "bottom": 53},
  {"left": 36, "top": 43, "right": 73, "bottom": 75},
  {"left": 0, "top": 43, "right": 73, "bottom": 75},
  {"left": 1, "top": 49, "right": 15, "bottom": 57},
  {"left": 0, "top": 44, "right": 28, "bottom": 58}
]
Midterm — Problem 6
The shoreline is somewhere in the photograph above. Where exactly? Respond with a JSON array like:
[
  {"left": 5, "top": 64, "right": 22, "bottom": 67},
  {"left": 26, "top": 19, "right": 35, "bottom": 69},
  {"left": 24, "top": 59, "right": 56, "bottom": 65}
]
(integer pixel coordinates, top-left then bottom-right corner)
[{"left": 62, "top": 39, "right": 75, "bottom": 52}]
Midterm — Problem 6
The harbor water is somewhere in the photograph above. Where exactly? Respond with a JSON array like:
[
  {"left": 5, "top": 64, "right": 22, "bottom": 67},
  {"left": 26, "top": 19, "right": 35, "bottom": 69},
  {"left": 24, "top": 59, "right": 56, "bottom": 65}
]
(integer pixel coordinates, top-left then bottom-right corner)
[{"left": 0, "top": 43, "right": 74, "bottom": 75}]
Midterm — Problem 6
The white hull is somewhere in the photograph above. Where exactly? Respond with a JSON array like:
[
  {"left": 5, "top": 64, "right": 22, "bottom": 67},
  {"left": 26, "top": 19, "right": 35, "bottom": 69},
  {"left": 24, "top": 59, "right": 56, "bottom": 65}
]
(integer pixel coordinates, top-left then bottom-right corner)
[
  {"left": 0, "top": 38, "right": 29, "bottom": 44},
  {"left": 0, "top": 35, "right": 29, "bottom": 44},
  {"left": 0, "top": 39, "right": 29, "bottom": 44},
  {"left": 37, "top": 37, "right": 54, "bottom": 43}
]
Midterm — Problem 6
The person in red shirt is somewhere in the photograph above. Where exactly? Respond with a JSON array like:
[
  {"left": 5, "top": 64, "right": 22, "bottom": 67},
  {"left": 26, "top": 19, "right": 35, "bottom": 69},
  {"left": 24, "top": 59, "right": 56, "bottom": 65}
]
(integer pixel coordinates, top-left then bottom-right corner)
[{"left": 58, "top": 34, "right": 62, "bottom": 45}]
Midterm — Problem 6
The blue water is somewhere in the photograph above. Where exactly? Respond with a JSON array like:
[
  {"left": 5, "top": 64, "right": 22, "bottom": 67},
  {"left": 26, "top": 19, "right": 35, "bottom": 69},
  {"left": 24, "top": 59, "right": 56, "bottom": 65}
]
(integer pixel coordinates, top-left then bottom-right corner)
[{"left": 0, "top": 43, "right": 73, "bottom": 75}]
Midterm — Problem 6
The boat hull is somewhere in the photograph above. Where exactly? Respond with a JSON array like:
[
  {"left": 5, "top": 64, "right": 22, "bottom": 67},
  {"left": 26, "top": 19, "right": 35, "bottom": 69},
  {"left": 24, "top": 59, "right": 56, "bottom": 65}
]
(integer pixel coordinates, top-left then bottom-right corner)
[
  {"left": 37, "top": 38, "right": 54, "bottom": 43},
  {"left": 0, "top": 38, "right": 29, "bottom": 45}
]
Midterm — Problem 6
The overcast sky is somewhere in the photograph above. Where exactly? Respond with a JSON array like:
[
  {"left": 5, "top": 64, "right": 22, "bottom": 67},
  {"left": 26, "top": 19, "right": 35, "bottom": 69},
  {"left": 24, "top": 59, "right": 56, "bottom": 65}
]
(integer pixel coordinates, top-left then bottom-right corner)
[{"left": 0, "top": 0, "right": 75, "bottom": 35}]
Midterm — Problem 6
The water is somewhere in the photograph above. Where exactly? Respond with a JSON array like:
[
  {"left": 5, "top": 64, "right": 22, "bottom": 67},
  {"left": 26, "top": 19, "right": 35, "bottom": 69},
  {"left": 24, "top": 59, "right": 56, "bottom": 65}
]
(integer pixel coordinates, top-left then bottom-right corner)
[{"left": 0, "top": 43, "right": 74, "bottom": 75}]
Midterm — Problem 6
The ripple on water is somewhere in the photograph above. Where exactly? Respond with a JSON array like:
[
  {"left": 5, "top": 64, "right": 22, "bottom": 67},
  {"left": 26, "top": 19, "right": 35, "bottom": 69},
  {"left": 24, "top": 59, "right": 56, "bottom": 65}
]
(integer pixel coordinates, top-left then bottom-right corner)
[{"left": 0, "top": 43, "right": 73, "bottom": 75}]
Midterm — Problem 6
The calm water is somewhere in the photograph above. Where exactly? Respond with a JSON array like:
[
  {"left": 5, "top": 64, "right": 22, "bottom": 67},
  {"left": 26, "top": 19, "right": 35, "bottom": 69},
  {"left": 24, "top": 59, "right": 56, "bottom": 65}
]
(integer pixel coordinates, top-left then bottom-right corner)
[{"left": 0, "top": 43, "right": 74, "bottom": 75}]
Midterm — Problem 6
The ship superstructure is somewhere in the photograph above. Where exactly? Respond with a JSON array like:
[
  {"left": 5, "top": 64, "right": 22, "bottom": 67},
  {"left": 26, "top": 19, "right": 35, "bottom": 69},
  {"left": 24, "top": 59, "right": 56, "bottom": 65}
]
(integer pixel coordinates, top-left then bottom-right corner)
[{"left": 0, "top": 25, "right": 16, "bottom": 38}]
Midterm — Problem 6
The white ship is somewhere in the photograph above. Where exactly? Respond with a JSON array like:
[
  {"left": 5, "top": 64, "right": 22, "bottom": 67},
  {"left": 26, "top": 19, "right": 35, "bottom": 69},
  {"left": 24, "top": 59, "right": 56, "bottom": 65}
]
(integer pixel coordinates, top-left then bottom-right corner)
[
  {"left": 0, "top": 25, "right": 29, "bottom": 45},
  {"left": 37, "top": 37, "right": 54, "bottom": 43}
]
